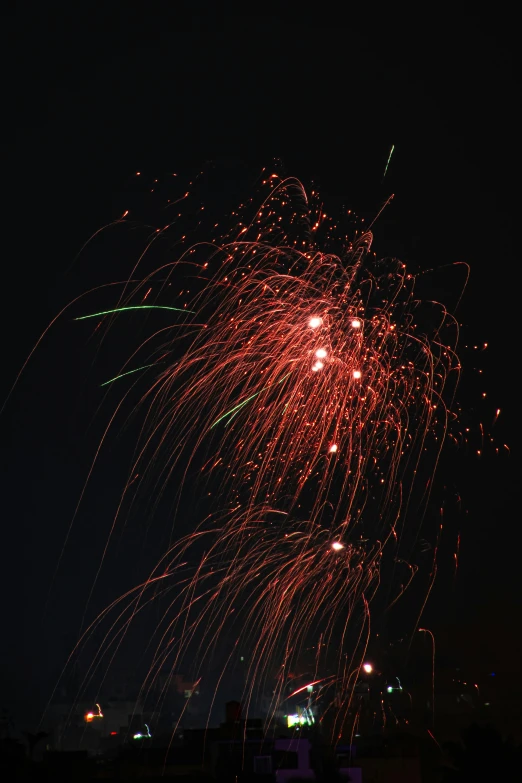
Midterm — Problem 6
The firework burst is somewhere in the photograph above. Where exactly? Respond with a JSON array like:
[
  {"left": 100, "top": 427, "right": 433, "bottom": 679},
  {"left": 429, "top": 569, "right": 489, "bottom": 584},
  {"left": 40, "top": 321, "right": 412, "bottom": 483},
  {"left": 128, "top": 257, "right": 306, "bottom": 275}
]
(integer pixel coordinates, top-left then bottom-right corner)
[{"left": 46, "top": 174, "right": 462, "bottom": 737}]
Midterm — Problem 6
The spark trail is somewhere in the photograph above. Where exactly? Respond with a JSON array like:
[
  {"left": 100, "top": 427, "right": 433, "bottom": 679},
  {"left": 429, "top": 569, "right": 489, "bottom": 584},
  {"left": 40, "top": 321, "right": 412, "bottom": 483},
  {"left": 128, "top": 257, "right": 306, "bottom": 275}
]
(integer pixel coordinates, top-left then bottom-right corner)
[
  {"left": 383, "top": 144, "right": 395, "bottom": 179},
  {"left": 100, "top": 364, "right": 155, "bottom": 387},
  {"left": 75, "top": 305, "right": 193, "bottom": 320}
]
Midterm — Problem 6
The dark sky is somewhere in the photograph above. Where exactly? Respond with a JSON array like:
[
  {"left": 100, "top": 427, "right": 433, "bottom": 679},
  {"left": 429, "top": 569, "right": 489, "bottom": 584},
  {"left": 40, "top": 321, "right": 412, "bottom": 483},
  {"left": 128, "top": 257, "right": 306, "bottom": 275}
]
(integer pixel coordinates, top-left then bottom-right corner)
[{"left": 1, "top": 6, "right": 518, "bottom": 726}]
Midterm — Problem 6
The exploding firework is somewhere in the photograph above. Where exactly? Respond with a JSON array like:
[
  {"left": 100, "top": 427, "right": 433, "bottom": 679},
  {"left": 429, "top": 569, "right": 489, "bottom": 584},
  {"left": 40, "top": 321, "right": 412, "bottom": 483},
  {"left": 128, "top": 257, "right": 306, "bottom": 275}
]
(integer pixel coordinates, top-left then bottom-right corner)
[{"left": 43, "top": 173, "right": 462, "bottom": 737}]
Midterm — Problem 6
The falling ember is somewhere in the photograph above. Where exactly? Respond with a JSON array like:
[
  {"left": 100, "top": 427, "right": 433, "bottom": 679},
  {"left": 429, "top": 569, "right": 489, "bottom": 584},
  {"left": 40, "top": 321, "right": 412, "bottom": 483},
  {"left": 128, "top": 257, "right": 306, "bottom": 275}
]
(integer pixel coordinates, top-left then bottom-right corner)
[
  {"left": 353, "top": 369, "right": 362, "bottom": 379},
  {"left": 331, "top": 541, "right": 344, "bottom": 551},
  {"left": 312, "top": 360, "right": 324, "bottom": 372},
  {"left": 315, "top": 348, "right": 327, "bottom": 359},
  {"left": 309, "top": 316, "right": 323, "bottom": 328},
  {"left": 362, "top": 663, "right": 373, "bottom": 674},
  {"left": 351, "top": 319, "right": 361, "bottom": 328},
  {"left": 329, "top": 444, "right": 338, "bottom": 453}
]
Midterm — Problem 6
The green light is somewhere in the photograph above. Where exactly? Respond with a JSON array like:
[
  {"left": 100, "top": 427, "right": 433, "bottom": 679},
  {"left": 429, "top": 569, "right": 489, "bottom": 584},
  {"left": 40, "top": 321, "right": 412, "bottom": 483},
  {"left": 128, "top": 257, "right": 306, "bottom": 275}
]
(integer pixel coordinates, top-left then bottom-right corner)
[
  {"left": 210, "top": 372, "right": 292, "bottom": 429},
  {"left": 287, "top": 713, "right": 310, "bottom": 728},
  {"left": 100, "top": 364, "right": 155, "bottom": 387},
  {"left": 210, "top": 389, "right": 262, "bottom": 429},
  {"left": 75, "top": 305, "right": 194, "bottom": 320},
  {"left": 383, "top": 144, "right": 395, "bottom": 179}
]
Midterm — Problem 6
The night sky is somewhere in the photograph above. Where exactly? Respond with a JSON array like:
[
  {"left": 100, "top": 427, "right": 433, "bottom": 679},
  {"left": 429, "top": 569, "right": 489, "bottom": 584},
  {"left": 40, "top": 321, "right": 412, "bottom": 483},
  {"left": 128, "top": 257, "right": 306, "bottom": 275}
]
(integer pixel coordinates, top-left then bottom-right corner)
[{"left": 1, "top": 6, "right": 518, "bottom": 727}]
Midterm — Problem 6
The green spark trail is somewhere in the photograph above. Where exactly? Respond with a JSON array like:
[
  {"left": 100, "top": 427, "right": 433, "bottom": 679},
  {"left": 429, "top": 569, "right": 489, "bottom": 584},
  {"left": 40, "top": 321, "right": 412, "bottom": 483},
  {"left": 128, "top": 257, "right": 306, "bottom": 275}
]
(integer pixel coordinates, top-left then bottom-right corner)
[
  {"left": 100, "top": 364, "right": 155, "bottom": 387},
  {"left": 383, "top": 144, "right": 395, "bottom": 180},
  {"left": 75, "top": 305, "right": 194, "bottom": 320},
  {"left": 210, "top": 372, "right": 292, "bottom": 429}
]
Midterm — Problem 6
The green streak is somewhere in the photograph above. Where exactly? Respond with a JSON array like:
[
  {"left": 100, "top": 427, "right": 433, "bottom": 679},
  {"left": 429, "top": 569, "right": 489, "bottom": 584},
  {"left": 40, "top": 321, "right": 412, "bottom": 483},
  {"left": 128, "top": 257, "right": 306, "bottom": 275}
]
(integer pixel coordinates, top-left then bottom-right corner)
[
  {"left": 75, "top": 305, "right": 194, "bottom": 320},
  {"left": 100, "top": 364, "right": 155, "bottom": 387},
  {"left": 210, "top": 372, "right": 292, "bottom": 430},
  {"left": 212, "top": 390, "right": 261, "bottom": 429},
  {"left": 383, "top": 144, "right": 395, "bottom": 179}
]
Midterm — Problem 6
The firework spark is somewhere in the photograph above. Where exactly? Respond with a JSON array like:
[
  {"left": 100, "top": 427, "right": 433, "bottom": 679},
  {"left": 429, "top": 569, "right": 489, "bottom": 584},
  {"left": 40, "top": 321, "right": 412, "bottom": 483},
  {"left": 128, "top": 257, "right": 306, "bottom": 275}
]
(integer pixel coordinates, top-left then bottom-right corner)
[
  {"left": 100, "top": 364, "right": 155, "bottom": 387},
  {"left": 75, "top": 305, "right": 193, "bottom": 320},
  {"left": 383, "top": 144, "right": 395, "bottom": 179}
]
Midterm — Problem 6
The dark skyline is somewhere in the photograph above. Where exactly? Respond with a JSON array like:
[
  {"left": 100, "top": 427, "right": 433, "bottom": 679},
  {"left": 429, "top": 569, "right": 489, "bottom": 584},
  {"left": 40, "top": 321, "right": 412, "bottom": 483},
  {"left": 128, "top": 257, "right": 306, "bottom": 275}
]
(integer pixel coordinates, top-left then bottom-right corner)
[{"left": 1, "top": 6, "right": 518, "bottom": 728}]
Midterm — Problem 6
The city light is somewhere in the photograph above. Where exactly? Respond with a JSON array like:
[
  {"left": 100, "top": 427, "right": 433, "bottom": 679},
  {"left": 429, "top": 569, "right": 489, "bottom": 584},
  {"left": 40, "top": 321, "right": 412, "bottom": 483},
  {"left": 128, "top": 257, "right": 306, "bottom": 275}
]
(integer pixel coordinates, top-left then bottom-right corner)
[
  {"left": 133, "top": 724, "right": 152, "bottom": 740},
  {"left": 84, "top": 704, "right": 103, "bottom": 723},
  {"left": 287, "top": 711, "right": 313, "bottom": 728}
]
